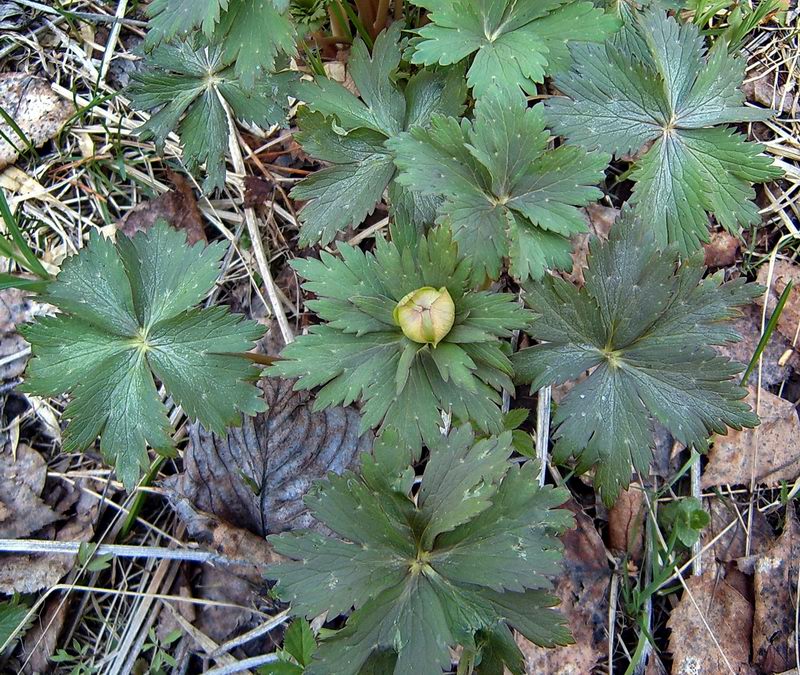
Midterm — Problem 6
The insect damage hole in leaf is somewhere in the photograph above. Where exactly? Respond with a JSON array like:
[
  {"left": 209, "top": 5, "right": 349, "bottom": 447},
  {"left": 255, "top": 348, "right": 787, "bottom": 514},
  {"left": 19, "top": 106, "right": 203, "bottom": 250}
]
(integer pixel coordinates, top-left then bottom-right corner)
[
  {"left": 20, "top": 220, "right": 266, "bottom": 489},
  {"left": 267, "top": 426, "right": 575, "bottom": 675},
  {"left": 545, "top": 9, "right": 783, "bottom": 253},
  {"left": 512, "top": 208, "right": 760, "bottom": 505}
]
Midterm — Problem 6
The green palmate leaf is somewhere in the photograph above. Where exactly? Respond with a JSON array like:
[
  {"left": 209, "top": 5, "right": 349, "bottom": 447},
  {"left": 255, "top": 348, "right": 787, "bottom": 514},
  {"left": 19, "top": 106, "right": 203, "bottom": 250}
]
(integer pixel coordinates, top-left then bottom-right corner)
[
  {"left": 512, "top": 209, "right": 759, "bottom": 505},
  {"left": 0, "top": 597, "right": 30, "bottom": 648},
  {"left": 409, "top": 0, "right": 619, "bottom": 97},
  {"left": 145, "top": 0, "right": 296, "bottom": 86},
  {"left": 267, "top": 226, "right": 532, "bottom": 453},
  {"left": 283, "top": 618, "right": 317, "bottom": 667},
  {"left": 20, "top": 221, "right": 265, "bottom": 490},
  {"left": 292, "top": 23, "right": 467, "bottom": 246},
  {"left": 145, "top": 0, "right": 226, "bottom": 44},
  {"left": 214, "top": 0, "right": 296, "bottom": 86},
  {"left": 545, "top": 9, "right": 782, "bottom": 253},
  {"left": 659, "top": 497, "right": 710, "bottom": 547},
  {"left": 389, "top": 87, "right": 609, "bottom": 283},
  {"left": 129, "top": 39, "right": 294, "bottom": 192},
  {"left": 268, "top": 426, "right": 574, "bottom": 675}
]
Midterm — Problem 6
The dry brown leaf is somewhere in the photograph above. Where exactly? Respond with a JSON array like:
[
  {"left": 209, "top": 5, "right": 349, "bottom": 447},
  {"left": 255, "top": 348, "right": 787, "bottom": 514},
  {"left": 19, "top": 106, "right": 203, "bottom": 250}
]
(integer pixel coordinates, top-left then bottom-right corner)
[
  {"left": 0, "top": 288, "right": 37, "bottom": 380},
  {"left": 165, "top": 377, "right": 369, "bottom": 647},
  {"left": 0, "top": 477, "right": 98, "bottom": 594},
  {"left": 742, "top": 69, "right": 799, "bottom": 116},
  {"left": 703, "top": 231, "right": 740, "bottom": 268},
  {"left": 0, "top": 333, "right": 27, "bottom": 381},
  {"left": 167, "top": 377, "right": 370, "bottom": 536},
  {"left": 117, "top": 170, "right": 206, "bottom": 245},
  {"left": 756, "top": 260, "right": 800, "bottom": 345},
  {"left": 0, "top": 73, "right": 73, "bottom": 170},
  {"left": 323, "top": 58, "right": 359, "bottom": 96},
  {"left": 717, "top": 305, "right": 799, "bottom": 386},
  {"left": 243, "top": 175, "right": 273, "bottom": 209},
  {"left": 668, "top": 568, "right": 755, "bottom": 675},
  {"left": 517, "top": 501, "right": 611, "bottom": 675},
  {"left": 703, "top": 386, "right": 800, "bottom": 489},
  {"left": 607, "top": 483, "right": 646, "bottom": 564},
  {"left": 565, "top": 204, "right": 618, "bottom": 286},
  {"left": 751, "top": 508, "right": 800, "bottom": 673},
  {"left": 702, "top": 497, "right": 773, "bottom": 563},
  {"left": 0, "top": 444, "right": 58, "bottom": 538},
  {"left": 20, "top": 595, "right": 71, "bottom": 674}
]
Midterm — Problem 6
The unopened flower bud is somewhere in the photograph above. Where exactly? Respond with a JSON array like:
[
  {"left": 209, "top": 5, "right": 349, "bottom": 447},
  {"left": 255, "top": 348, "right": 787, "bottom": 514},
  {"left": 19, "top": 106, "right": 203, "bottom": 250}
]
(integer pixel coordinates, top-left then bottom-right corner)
[{"left": 393, "top": 286, "right": 455, "bottom": 346}]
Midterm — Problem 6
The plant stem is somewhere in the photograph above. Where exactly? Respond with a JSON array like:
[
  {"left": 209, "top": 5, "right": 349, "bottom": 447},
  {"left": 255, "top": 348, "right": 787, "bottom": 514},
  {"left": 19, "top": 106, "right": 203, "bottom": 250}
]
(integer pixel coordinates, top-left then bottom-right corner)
[
  {"left": 355, "top": 0, "right": 375, "bottom": 33},
  {"left": 328, "top": 2, "right": 349, "bottom": 40},
  {"left": 374, "top": 0, "right": 391, "bottom": 33},
  {"left": 119, "top": 455, "right": 165, "bottom": 538}
]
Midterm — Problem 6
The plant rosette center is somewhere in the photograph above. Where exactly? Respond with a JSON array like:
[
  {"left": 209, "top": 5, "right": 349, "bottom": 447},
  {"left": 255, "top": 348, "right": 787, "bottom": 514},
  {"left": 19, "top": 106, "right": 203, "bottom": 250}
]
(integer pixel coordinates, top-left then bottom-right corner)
[{"left": 393, "top": 286, "right": 455, "bottom": 347}]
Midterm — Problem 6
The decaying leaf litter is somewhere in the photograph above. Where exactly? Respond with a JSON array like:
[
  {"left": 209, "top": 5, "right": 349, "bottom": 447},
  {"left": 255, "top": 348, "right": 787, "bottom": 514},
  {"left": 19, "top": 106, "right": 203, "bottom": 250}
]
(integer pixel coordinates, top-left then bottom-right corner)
[{"left": 0, "top": 1, "right": 798, "bottom": 674}]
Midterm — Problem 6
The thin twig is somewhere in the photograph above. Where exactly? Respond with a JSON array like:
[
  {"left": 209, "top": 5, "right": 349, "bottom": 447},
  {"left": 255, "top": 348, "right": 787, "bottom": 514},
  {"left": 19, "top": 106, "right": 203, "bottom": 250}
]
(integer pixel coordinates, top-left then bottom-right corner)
[
  {"left": 205, "top": 655, "right": 281, "bottom": 675},
  {"left": 12, "top": 0, "right": 146, "bottom": 26},
  {"left": 209, "top": 610, "right": 291, "bottom": 658},
  {"left": 0, "top": 539, "right": 269, "bottom": 568}
]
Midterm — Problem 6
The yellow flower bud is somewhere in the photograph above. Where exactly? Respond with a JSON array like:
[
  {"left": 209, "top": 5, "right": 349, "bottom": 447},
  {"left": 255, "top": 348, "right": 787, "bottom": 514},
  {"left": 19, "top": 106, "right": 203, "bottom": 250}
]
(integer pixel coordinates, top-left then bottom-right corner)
[{"left": 393, "top": 286, "right": 455, "bottom": 346}]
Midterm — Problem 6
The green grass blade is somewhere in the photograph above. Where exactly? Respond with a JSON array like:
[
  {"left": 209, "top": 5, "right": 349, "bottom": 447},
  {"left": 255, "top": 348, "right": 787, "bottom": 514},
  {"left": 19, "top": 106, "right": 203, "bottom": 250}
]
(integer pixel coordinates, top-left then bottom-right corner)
[
  {"left": 740, "top": 279, "right": 793, "bottom": 386},
  {"left": 340, "top": 1, "right": 373, "bottom": 48},
  {"left": 0, "top": 273, "right": 49, "bottom": 292},
  {"left": 0, "top": 189, "right": 49, "bottom": 279},
  {"left": 0, "top": 104, "right": 35, "bottom": 156}
]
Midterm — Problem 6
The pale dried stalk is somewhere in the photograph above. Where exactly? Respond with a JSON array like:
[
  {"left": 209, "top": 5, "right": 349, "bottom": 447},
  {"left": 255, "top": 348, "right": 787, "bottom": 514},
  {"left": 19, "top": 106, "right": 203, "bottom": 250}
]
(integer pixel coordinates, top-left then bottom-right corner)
[
  {"left": 205, "top": 654, "right": 280, "bottom": 675},
  {"left": 98, "top": 0, "right": 128, "bottom": 82},
  {"left": 690, "top": 450, "right": 702, "bottom": 576},
  {"left": 0, "top": 539, "right": 267, "bottom": 568},
  {"left": 224, "top": 112, "right": 294, "bottom": 345},
  {"left": 535, "top": 386, "right": 551, "bottom": 487}
]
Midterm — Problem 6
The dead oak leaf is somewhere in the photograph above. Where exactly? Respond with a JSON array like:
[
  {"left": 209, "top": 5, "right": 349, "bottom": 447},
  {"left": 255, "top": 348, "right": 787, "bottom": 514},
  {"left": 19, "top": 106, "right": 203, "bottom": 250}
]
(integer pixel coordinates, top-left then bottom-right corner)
[
  {"left": 165, "top": 376, "right": 369, "bottom": 648},
  {"left": 668, "top": 568, "right": 755, "bottom": 675},
  {"left": 517, "top": 501, "right": 611, "bottom": 675},
  {"left": 0, "top": 73, "right": 73, "bottom": 170},
  {"left": 752, "top": 508, "right": 800, "bottom": 673},
  {"left": 564, "top": 204, "right": 618, "bottom": 286},
  {"left": 703, "top": 386, "right": 800, "bottom": 489},
  {"left": 243, "top": 175, "right": 273, "bottom": 209},
  {"left": 703, "top": 231, "right": 740, "bottom": 269},
  {"left": 166, "top": 377, "right": 370, "bottom": 537},
  {"left": 742, "top": 69, "right": 799, "bottom": 116}
]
